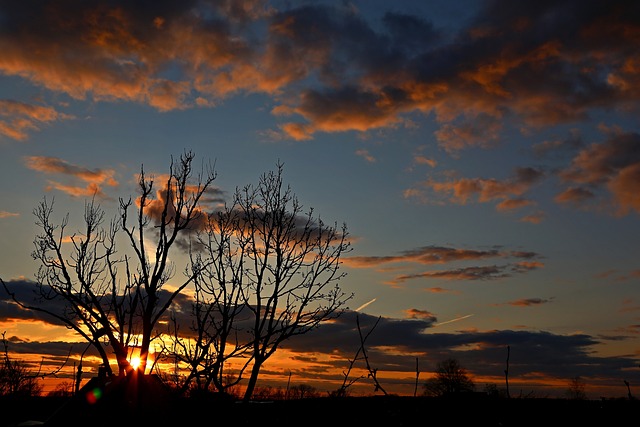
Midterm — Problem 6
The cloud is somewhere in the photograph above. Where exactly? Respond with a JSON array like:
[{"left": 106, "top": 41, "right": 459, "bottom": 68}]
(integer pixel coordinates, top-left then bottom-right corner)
[
  {"left": 424, "top": 287, "right": 459, "bottom": 294},
  {"left": 396, "top": 260, "right": 542, "bottom": 286},
  {"left": 268, "top": 0, "right": 640, "bottom": 145},
  {"left": 3, "top": 279, "right": 639, "bottom": 397},
  {"left": 344, "top": 244, "right": 543, "bottom": 286},
  {"left": 404, "top": 166, "right": 545, "bottom": 212},
  {"left": 24, "top": 156, "right": 118, "bottom": 198},
  {"left": 557, "top": 129, "right": 640, "bottom": 214},
  {"left": 2, "top": 0, "right": 637, "bottom": 148},
  {"left": 532, "top": 129, "right": 584, "bottom": 159},
  {"left": 404, "top": 308, "right": 437, "bottom": 321},
  {"left": 284, "top": 312, "right": 640, "bottom": 388},
  {"left": 519, "top": 211, "right": 545, "bottom": 224},
  {"left": 0, "top": 1, "right": 267, "bottom": 115},
  {"left": 0, "top": 100, "right": 73, "bottom": 141},
  {"left": 0, "top": 211, "right": 19, "bottom": 219},
  {"left": 434, "top": 114, "right": 503, "bottom": 153},
  {"left": 502, "top": 298, "right": 553, "bottom": 307},
  {"left": 355, "top": 149, "right": 376, "bottom": 163},
  {"left": 412, "top": 155, "right": 437, "bottom": 168},
  {"left": 1, "top": 279, "right": 71, "bottom": 327},
  {"left": 344, "top": 244, "right": 541, "bottom": 268},
  {"left": 389, "top": 265, "right": 511, "bottom": 284}
]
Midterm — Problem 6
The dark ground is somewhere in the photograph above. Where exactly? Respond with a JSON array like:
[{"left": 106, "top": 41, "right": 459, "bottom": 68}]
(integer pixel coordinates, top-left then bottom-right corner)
[
  {"left": 2, "top": 394, "right": 639, "bottom": 427},
  {"left": 2, "top": 376, "right": 639, "bottom": 427}
]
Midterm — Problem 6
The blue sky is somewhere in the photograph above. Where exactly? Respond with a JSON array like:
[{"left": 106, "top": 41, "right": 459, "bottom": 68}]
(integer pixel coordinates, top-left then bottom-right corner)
[{"left": 1, "top": 0, "right": 640, "bottom": 398}]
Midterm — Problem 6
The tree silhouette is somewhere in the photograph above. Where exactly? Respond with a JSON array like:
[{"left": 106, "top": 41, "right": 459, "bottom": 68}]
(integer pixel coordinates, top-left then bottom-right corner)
[
  {"left": 182, "top": 163, "right": 352, "bottom": 400},
  {"left": 423, "top": 358, "right": 475, "bottom": 397},
  {"left": 565, "top": 376, "right": 587, "bottom": 400},
  {"left": 234, "top": 163, "right": 352, "bottom": 400},
  {"left": 0, "top": 356, "right": 42, "bottom": 397},
  {"left": 0, "top": 331, "right": 66, "bottom": 397},
  {"left": 158, "top": 162, "right": 352, "bottom": 400},
  {"left": 3, "top": 151, "right": 217, "bottom": 378}
]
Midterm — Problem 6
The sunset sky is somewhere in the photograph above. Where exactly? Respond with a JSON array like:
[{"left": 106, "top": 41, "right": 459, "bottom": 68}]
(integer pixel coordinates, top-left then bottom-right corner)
[{"left": 1, "top": 0, "right": 640, "bottom": 399}]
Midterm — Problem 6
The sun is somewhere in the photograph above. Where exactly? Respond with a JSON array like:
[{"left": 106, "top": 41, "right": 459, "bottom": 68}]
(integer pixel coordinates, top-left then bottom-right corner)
[{"left": 130, "top": 356, "right": 141, "bottom": 370}]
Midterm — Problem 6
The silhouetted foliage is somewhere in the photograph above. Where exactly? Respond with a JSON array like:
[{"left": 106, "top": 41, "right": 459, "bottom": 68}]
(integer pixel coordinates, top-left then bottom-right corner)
[
  {"left": 565, "top": 376, "right": 587, "bottom": 400},
  {"left": 47, "top": 381, "right": 74, "bottom": 397},
  {"left": 288, "top": 384, "right": 320, "bottom": 399},
  {"left": 423, "top": 358, "right": 475, "bottom": 397},
  {"left": 484, "top": 382, "right": 509, "bottom": 398},
  {"left": 0, "top": 332, "right": 43, "bottom": 397}
]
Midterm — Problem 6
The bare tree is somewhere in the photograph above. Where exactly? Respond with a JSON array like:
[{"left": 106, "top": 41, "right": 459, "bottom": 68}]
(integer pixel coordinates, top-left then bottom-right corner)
[
  {"left": 288, "top": 383, "right": 320, "bottom": 399},
  {"left": 185, "top": 162, "right": 352, "bottom": 401},
  {"left": 357, "top": 315, "right": 387, "bottom": 395},
  {"left": 237, "top": 163, "right": 352, "bottom": 400},
  {"left": 332, "top": 314, "right": 383, "bottom": 397},
  {"left": 3, "top": 151, "right": 216, "bottom": 378},
  {"left": 0, "top": 331, "right": 54, "bottom": 397},
  {"left": 565, "top": 376, "right": 587, "bottom": 400},
  {"left": 423, "top": 358, "right": 475, "bottom": 397},
  {"left": 504, "top": 345, "right": 511, "bottom": 398},
  {"left": 159, "top": 202, "right": 255, "bottom": 396}
]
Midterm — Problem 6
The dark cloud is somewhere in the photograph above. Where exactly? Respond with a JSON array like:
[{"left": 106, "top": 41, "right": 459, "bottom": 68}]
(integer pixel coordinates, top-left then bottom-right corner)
[
  {"left": 532, "top": 129, "right": 585, "bottom": 159},
  {"left": 391, "top": 265, "right": 511, "bottom": 283},
  {"left": 502, "top": 297, "right": 553, "bottom": 307},
  {"left": 2, "top": 0, "right": 636, "bottom": 139},
  {"left": 0, "top": 278, "right": 195, "bottom": 331},
  {"left": 3, "top": 281, "right": 639, "bottom": 396},
  {"left": 343, "top": 244, "right": 544, "bottom": 286},
  {"left": 1, "top": 279, "right": 70, "bottom": 326},
  {"left": 282, "top": 311, "right": 640, "bottom": 390},
  {"left": 344, "top": 244, "right": 542, "bottom": 268},
  {"left": 557, "top": 129, "right": 640, "bottom": 214},
  {"left": 1, "top": 0, "right": 638, "bottom": 216}
]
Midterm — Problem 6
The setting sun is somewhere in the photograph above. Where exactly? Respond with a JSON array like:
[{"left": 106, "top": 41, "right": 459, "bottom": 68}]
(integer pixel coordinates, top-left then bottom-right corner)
[{"left": 130, "top": 357, "right": 141, "bottom": 370}]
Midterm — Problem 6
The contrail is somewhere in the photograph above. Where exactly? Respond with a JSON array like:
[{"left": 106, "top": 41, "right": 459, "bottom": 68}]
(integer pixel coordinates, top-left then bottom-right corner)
[
  {"left": 434, "top": 313, "right": 474, "bottom": 326},
  {"left": 354, "top": 298, "right": 377, "bottom": 312}
]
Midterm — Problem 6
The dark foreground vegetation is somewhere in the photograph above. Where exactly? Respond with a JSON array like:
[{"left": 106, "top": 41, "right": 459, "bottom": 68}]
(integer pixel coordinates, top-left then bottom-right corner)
[{"left": 3, "top": 377, "right": 639, "bottom": 427}]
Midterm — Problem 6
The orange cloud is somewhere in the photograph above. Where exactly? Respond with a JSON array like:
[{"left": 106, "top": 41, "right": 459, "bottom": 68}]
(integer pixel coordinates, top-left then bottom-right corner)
[
  {"left": 519, "top": 211, "right": 545, "bottom": 224},
  {"left": 413, "top": 155, "right": 437, "bottom": 168},
  {"left": 505, "top": 298, "right": 552, "bottom": 307},
  {"left": 557, "top": 130, "right": 640, "bottom": 214},
  {"left": 404, "top": 308, "right": 436, "bottom": 321},
  {"left": 496, "top": 198, "right": 535, "bottom": 212},
  {"left": 355, "top": 149, "right": 376, "bottom": 163},
  {"left": 2, "top": 0, "right": 639, "bottom": 148},
  {"left": 0, "top": 100, "right": 73, "bottom": 141},
  {"left": 25, "top": 156, "right": 118, "bottom": 186},
  {"left": 24, "top": 156, "right": 118, "bottom": 198},
  {"left": 405, "top": 167, "right": 544, "bottom": 210},
  {"left": 424, "top": 287, "right": 460, "bottom": 295},
  {"left": 45, "top": 181, "right": 107, "bottom": 199}
]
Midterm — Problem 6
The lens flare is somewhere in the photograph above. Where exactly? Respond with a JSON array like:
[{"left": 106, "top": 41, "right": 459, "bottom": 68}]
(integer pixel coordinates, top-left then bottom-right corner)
[{"left": 86, "top": 387, "right": 102, "bottom": 404}]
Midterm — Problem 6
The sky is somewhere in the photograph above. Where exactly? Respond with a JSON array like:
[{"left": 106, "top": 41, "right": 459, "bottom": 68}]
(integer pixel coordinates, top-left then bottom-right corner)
[{"left": 1, "top": 0, "right": 640, "bottom": 399}]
